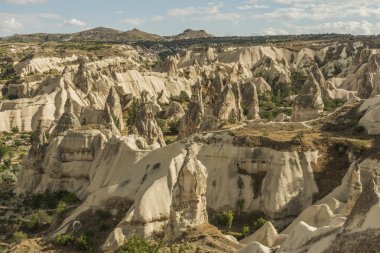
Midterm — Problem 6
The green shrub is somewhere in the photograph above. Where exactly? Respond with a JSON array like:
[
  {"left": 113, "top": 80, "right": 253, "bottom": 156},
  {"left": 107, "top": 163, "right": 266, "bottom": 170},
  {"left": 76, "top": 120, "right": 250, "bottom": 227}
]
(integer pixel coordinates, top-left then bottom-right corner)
[
  {"left": 0, "top": 143, "right": 8, "bottom": 161},
  {"left": 0, "top": 63, "right": 17, "bottom": 80},
  {"left": 236, "top": 199, "right": 245, "bottom": 213},
  {"left": 253, "top": 217, "right": 267, "bottom": 230},
  {"left": 56, "top": 201, "right": 69, "bottom": 216},
  {"left": 55, "top": 234, "right": 75, "bottom": 246},
  {"left": 156, "top": 119, "right": 168, "bottom": 132},
  {"left": 242, "top": 225, "right": 250, "bottom": 238},
  {"left": 54, "top": 233, "right": 92, "bottom": 251},
  {"left": 117, "top": 234, "right": 163, "bottom": 253},
  {"left": 20, "top": 210, "right": 51, "bottom": 232},
  {"left": 259, "top": 111, "right": 274, "bottom": 120},
  {"left": 11, "top": 126, "right": 19, "bottom": 134},
  {"left": 168, "top": 119, "right": 180, "bottom": 135},
  {"left": 74, "top": 234, "right": 92, "bottom": 251},
  {"left": 12, "top": 231, "right": 27, "bottom": 243},
  {"left": 0, "top": 169, "right": 17, "bottom": 183},
  {"left": 22, "top": 190, "right": 79, "bottom": 210},
  {"left": 217, "top": 210, "right": 234, "bottom": 230},
  {"left": 127, "top": 99, "right": 140, "bottom": 126},
  {"left": 323, "top": 98, "right": 345, "bottom": 112},
  {"left": 179, "top": 91, "right": 190, "bottom": 103}
]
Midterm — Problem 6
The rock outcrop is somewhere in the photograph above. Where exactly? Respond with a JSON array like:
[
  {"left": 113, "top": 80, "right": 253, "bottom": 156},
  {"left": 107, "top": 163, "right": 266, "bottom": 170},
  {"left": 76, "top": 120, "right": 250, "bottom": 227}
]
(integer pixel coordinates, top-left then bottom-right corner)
[
  {"left": 358, "top": 96, "right": 380, "bottom": 134},
  {"left": 161, "top": 55, "right": 179, "bottom": 76},
  {"left": 52, "top": 98, "right": 81, "bottom": 136},
  {"left": 213, "top": 84, "right": 244, "bottom": 124},
  {"left": 164, "top": 147, "right": 208, "bottom": 240},
  {"left": 178, "top": 83, "right": 204, "bottom": 139},
  {"left": 292, "top": 72, "right": 324, "bottom": 121},
  {"left": 132, "top": 91, "right": 166, "bottom": 148},
  {"left": 104, "top": 86, "right": 124, "bottom": 131},
  {"left": 240, "top": 221, "right": 286, "bottom": 247},
  {"left": 16, "top": 127, "right": 110, "bottom": 197},
  {"left": 241, "top": 81, "right": 260, "bottom": 119},
  {"left": 164, "top": 101, "right": 185, "bottom": 120}
]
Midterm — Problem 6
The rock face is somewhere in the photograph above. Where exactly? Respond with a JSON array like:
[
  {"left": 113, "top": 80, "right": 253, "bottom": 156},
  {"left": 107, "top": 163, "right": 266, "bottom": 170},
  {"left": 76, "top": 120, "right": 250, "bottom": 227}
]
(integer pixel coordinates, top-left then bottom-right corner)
[
  {"left": 104, "top": 87, "right": 124, "bottom": 131},
  {"left": 43, "top": 131, "right": 322, "bottom": 251},
  {"left": 292, "top": 72, "right": 324, "bottom": 121},
  {"left": 358, "top": 96, "right": 380, "bottom": 134},
  {"left": 213, "top": 84, "right": 244, "bottom": 123},
  {"left": 164, "top": 101, "right": 185, "bottom": 120},
  {"left": 311, "top": 64, "right": 326, "bottom": 90},
  {"left": 132, "top": 91, "right": 166, "bottom": 148},
  {"left": 161, "top": 55, "right": 179, "bottom": 76},
  {"left": 102, "top": 103, "right": 121, "bottom": 136},
  {"left": 178, "top": 83, "right": 204, "bottom": 139},
  {"left": 252, "top": 77, "right": 272, "bottom": 96},
  {"left": 241, "top": 81, "right": 260, "bottom": 119},
  {"left": 164, "top": 147, "right": 208, "bottom": 240},
  {"left": 16, "top": 127, "right": 110, "bottom": 197},
  {"left": 237, "top": 156, "right": 380, "bottom": 253},
  {"left": 240, "top": 221, "right": 286, "bottom": 247},
  {"left": 356, "top": 54, "right": 380, "bottom": 98},
  {"left": 52, "top": 98, "right": 81, "bottom": 136},
  {"left": 251, "top": 56, "right": 291, "bottom": 87}
]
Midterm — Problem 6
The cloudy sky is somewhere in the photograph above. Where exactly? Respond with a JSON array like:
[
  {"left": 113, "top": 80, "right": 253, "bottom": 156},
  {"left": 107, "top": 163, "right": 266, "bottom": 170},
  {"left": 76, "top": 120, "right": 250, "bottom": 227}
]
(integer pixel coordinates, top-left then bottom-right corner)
[{"left": 1, "top": 0, "right": 380, "bottom": 37}]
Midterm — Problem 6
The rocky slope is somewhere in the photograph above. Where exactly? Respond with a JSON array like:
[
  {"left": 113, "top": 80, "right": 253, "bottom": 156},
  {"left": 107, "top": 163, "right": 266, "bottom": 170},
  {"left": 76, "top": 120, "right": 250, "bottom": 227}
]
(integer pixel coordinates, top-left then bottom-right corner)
[{"left": 1, "top": 37, "right": 380, "bottom": 252}]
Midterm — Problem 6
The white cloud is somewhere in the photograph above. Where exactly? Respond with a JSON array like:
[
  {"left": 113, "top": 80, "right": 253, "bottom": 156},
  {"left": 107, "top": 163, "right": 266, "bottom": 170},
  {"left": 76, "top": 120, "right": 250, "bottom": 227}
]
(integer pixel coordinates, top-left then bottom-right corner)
[
  {"left": 4, "top": 0, "right": 46, "bottom": 4},
  {"left": 237, "top": 0, "right": 269, "bottom": 10},
  {"left": 254, "top": 0, "right": 380, "bottom": 21},
  {"left": 237, "top": 4, "right": 268, "bottom": 10},
  {"left": 151, "top": 15, "right": 164, "bottom": 21},
  {"left": 193, "top": 12, "right": 241, "bottom": 24},
  {"left": 260, "top": 27, "right": 289, "bottom": 35},
  {"left": 121, "top": 18, "right": 145, "bottom": 26},
  {"left": 0, "top": 17, "right": 23, "bottom": 32},
  {"left": 115, "top": 11, "right": 124, "bottom": 15},
  {"left": 293, "top": 20, "right": 377, "bottom": 35},
  {"left": 64, "top": 18, "right": 86, "bottom": 26},
  {"left": 167, "top": 2, "right": 224, "bottom": 17}
]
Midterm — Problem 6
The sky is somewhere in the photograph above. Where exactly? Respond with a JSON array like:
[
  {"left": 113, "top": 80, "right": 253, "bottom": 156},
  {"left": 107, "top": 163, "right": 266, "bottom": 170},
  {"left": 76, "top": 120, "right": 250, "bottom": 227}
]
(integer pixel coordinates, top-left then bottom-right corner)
[{"left": 1, "top": 0, "right": 380, "bottom": 37}]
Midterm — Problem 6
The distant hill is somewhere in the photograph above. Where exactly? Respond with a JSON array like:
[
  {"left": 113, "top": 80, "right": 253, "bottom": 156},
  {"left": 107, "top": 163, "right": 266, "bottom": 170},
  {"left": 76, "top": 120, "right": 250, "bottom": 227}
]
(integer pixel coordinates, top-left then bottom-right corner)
[
  {"left": 171, "top": 29, "right": 213, "bottom": 40},
  {"left": 68, "top": 27, "right": 122, "bottom": 41},
  {"left": 114, "top": 28, "right": 164, "bottom": 41},
  {"left": 0, "top": 27, "right": 213, "bottom": 43}
]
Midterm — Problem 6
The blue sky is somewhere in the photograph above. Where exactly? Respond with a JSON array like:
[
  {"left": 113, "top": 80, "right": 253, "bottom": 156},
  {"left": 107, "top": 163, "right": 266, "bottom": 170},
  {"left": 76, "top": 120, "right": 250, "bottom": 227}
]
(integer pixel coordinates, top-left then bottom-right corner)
[{"left": 1, "top": 0, "right": 380, "bottom": 37}]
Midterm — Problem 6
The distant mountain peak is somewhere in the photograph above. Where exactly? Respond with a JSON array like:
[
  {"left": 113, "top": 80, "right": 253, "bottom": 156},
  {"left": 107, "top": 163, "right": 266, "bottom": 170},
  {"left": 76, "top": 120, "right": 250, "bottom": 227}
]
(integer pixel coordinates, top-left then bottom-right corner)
[{"left": 174, "top": 29, "right": 213, "bottom": 40}]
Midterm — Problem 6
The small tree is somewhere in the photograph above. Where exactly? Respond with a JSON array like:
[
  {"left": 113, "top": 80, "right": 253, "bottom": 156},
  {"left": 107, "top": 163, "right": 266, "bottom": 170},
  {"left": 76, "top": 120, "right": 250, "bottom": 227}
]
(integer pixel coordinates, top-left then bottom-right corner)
[
  {"left": 0, "top": 143, "right": 8, "bottom": 161},
  {"left": 253, "top": 217, "right": 267, "bottom": 230},
  {"left": 217, "top": 210, "right": 234, "bottom": 230},
  {"left": 179, "top": 91, "right": 190, "bottom": 103},
  {"left": 127, "top": 99, "right": 140, "bottom": 126},
  {"left": 11, "top": 126, "right": 19, "bottom": 134},
  {"left": 117, "top": 234, "right": 163, "bottom": 253},
  {"left": 242, "top": 225, "right": 250, "bottom": 238}
]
